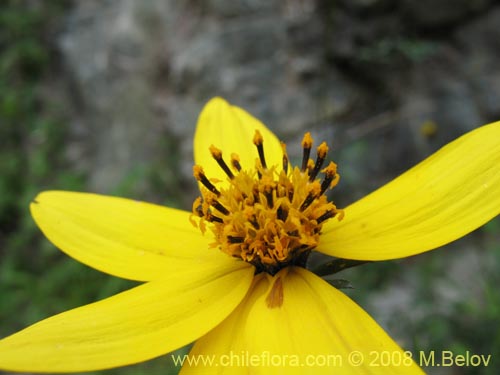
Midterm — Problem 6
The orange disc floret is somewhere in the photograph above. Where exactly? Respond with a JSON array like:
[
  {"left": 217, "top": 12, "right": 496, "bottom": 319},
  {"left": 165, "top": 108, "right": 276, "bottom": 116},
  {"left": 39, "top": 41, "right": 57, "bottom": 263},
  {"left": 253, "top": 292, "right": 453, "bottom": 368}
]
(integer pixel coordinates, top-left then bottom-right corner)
[{"left": 192, "top": 130, "right": 343, "bottom": 275}]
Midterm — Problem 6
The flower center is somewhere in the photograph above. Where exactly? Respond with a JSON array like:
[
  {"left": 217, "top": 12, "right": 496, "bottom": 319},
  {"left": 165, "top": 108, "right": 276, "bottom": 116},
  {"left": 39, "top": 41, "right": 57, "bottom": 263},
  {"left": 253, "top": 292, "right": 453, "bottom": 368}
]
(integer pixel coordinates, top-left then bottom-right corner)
[{"left": 192, "top": 131, "right": 343, "bottom": 275}]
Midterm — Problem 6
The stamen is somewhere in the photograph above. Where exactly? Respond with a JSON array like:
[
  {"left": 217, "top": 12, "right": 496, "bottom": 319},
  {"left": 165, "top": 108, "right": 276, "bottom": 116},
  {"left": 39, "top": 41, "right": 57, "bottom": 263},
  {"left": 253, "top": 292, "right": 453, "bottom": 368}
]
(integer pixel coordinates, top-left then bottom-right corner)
[
  {"left": 277, "top": 205, "right": 288, "bottom": 221},
  {"left": 255, "top": 158, "right": 263, "bottom": 179},
  {"left": 252, "top": 186, "right": 260, "bottom": 203},
  {"left": 209, "top": 145, "right": 234, "bottom": 179},
  {"left": 300, "top": 182, "right": 321, "bottom": 211},
  {"left": 316, "top": 210, "right": 336, "bottom": 224},
  {"left": 231, "top": 153, "right": 242, "bottom": 172},
  {"left": 309, "top": 142, "right": 329, "bottom": 181},
  {"left": 281, "top": 142, "right": 289, "bottom": 173},
  {"left": 193, "top": 165, "right": 221, "bottom": 196},
  {"left": 192, "top": 197, "right": 204, "bottom": 217},
  {"left": 265, "top": 186, "right": 274, "bottom": 208},
  {"left": 320, "top": 162, "right": 339, "bottom": 195},
  {"left": 301, "top": 132, "right": 313, "bottom": 171},
  {"left": 209, "top": 197, "right": 230, "bottom": 216},
  {"left": 207, "top": 212, "right": 223, "bottom": 223},
  {"left": 228, "top": 236, "right": 244, "bottom": 243},
  {"left": 249, "top": 216, "right": 260, "bottom": 229},
  {"left": 287, "top": 186, "right": 294, "bottom": 202},
  {"left": 253, "top": 130, "right": 267, "bottom": 169},
  {"left": 306, "top": 158, "right": 314, "bottom": 175}
]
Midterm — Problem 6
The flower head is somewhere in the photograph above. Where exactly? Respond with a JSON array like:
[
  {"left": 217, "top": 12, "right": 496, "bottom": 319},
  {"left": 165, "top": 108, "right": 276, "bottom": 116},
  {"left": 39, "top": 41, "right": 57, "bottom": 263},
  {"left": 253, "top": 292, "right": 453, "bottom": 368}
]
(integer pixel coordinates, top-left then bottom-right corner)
[
  {"left": 192, "top": 129, "right": 342, "bottom": 276},
  {"left": 0, "top": 97, "right": 499, "bottom": 374}
]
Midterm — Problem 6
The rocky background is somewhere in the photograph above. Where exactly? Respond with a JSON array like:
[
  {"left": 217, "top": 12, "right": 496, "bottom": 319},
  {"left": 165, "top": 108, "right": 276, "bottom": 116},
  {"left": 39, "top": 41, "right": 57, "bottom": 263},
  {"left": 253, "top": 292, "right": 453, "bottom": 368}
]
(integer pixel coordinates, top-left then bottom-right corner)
[
  {"left": 1, "top": 1, "right": 500, "bottom": 374},
  {"left": 58, "top": 0, "right": 500, "bottom": 203}
]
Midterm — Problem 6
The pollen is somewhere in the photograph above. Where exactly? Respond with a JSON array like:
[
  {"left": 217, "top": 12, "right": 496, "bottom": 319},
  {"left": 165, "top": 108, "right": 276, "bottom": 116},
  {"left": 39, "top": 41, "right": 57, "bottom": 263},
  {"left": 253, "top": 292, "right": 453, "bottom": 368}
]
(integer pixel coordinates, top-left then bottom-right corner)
[{"left": 192, "top": 131, "right": 343, "bottom": 275}]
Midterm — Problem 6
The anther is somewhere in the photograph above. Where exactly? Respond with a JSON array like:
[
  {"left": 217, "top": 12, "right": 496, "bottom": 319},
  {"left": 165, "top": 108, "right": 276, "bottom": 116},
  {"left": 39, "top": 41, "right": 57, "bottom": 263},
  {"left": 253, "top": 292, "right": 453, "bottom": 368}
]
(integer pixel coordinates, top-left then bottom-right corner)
[
  {"left": 192, "top": 197, "right": 204, "bottom": 217},
  {"left": 277, "top": 206, "right": 288, "bottom": 221},
  {"left": 209, "top": 197, "right": 230, "bottom": 216},
  {"left": 320, "top": 162, "right": 338, "bottom": 195},
  {"left": 255, "top": 158, "right": 263, "bottom": 179},
  {"left": 287, "top": 186, "right": 294, "bottom": 202},
  {"left": 301, "top": 132, "right": 313, "bottom": 171},
  {"left": 253, "top": 130, "right": 267, "bottom": 169},
  {"left": 306, "top": 158, "right": 315, "bottom": 175},
  {"left": 252, "top": 187, "right": 260, "bottom": 204},
  {"left": 281, "top": 142, "right": 289, "bottom": 173},
  {"left": 249, "top": 216, "right": 260, "bottom": 229},
  {"left": 193, "top": 165, "right": 221, "bottom": 196},
  {"left": 231, "top": 153, "right": 242, "bottom": 172},
  {"left": 209, "top": 145, "right": 234, "bottom": 179},
  {"left": 309, "top": 142, "right": 329, "bottom": 182},
  {"left": 300, "top": 182, "right": 321, "bottom": 211},
  {"left": 240, "top": 206, "right": 260, "bottom": 229},
  {"left": 264, "top": 185, "right": 274, "bottom": 208},
  {"left": 316, "top": 210, "right": 336, "bottom": 224},
  {"left": 227, "top": 236, "right": 244, "bottom": 244},
  {"left": 207, "top": 212, "right": 223, "bottom": 223}
]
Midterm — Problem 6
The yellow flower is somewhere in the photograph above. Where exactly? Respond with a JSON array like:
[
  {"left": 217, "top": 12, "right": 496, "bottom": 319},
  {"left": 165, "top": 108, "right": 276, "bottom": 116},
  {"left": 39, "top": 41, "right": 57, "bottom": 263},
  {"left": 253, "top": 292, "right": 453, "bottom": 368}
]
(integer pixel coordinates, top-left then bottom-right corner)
[{"left": 0, "top": 97, "right": 499, "bottom": 374}]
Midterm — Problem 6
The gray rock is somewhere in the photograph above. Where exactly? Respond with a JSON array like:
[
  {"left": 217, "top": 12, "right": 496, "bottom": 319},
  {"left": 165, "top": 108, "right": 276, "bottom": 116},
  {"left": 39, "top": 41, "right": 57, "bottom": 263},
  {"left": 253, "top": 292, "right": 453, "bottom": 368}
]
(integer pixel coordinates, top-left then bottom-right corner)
[{"left": 56, "top": 0, "right": 500, "bottom": 206}]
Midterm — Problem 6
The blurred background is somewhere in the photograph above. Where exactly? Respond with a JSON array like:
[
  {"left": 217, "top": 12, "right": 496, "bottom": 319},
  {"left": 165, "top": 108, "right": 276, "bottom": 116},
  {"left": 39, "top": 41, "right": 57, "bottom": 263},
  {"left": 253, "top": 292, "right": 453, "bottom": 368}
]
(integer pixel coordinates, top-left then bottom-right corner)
[{"left": 1, "top": 0, "right": 499, "bottom": 374}]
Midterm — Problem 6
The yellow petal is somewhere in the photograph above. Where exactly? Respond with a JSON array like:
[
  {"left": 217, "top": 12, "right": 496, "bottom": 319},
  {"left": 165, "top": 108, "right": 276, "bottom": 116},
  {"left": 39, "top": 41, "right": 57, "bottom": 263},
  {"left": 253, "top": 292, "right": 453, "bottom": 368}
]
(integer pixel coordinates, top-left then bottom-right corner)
[
  {"left": 31, "top": 191, "right": 231, "bottom": 281},
  {"left": 181, "top": 267, "right": 423, "bottom": 375},
  {"left": 0, "top": 262, "right": 254, "bottom": 373},
  {"left": 194, "top": 97, "right": 283, "bottom": 185},
  {"left": 318, "top": 122, "right": 500, "bottom": 260}
]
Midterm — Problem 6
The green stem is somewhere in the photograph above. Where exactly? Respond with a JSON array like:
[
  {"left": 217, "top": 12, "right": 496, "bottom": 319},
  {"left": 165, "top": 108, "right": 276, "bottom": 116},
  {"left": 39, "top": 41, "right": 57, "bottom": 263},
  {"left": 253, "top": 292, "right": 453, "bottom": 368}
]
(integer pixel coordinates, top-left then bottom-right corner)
[{"left": 313, "top": 258, "right": 371, "bottom": 276}]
